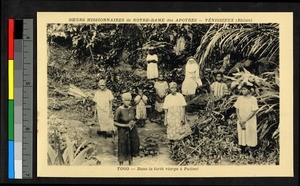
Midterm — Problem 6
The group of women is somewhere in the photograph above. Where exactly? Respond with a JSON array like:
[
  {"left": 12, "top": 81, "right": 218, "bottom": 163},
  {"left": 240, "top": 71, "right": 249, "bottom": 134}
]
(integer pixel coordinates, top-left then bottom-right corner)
[
  {"left": 91, "top": 51, "right": 259, "bottom": 165},
  {"left": 90, "top": 53, "right": 203, "bottom": 165}
]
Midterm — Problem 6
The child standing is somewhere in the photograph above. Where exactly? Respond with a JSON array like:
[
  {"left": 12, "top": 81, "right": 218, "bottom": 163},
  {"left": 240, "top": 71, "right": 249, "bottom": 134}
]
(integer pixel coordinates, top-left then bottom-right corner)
[
  {"left": 234, "top": 85, "right": 259, "bottom": 154},
  {"left": 134, "top": 88, "right": 148, "bottom": 127},
  {"left": 210, "top": 72, "right": 229, "bottom": 100},
  {"left": 114, "top": 92, "right": 140, "bottom": 166},
  {"left": 154, "top": 75, "right": 169, "bottom": 122}
]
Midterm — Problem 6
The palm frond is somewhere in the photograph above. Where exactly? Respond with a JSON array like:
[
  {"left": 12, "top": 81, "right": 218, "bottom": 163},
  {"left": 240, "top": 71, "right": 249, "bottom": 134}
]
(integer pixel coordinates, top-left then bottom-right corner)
[{"left": 196, "top": 24, "right": 279, "bottom": 68}]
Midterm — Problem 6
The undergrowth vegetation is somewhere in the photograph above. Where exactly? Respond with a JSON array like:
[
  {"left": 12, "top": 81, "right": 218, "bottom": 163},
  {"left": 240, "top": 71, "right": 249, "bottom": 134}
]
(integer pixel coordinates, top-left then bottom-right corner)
[{"left": 47, "top": 23, "right": 279, "bottom": 165}]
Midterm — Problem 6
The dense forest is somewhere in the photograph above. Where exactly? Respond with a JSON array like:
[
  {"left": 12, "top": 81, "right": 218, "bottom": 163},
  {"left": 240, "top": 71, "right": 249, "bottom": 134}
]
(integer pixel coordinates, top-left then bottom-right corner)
[{"left": 47, "top": 23, "right": 279, "bottom": 166}]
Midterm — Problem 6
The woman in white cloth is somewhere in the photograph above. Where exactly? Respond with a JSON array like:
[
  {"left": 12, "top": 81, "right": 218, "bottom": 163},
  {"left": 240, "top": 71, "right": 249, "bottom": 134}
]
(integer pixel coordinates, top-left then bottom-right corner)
[
  {"left": 93, "top": 79, "right": 115, "bottom": 138},
  {"left": 146, "top": 48, "right": 159, "bottom": 79},
  {"left": 163, "top": 82, "right": 192, "bottom": 140},
  {"left": 181, "top": 57, "right": 202, "bottom": 101}
]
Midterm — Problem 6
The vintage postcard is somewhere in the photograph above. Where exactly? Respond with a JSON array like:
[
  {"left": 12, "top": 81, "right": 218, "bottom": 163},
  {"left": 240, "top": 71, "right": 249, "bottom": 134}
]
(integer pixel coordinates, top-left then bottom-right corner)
[{"left": 37, "top": 12, "right": 293, "bottom": 177}]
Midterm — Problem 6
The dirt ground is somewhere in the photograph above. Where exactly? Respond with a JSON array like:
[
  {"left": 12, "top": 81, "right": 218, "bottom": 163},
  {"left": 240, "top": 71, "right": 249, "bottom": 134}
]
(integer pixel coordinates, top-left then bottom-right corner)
[
  {"left": 89, "top": 120, "right": 177, "bottom": 166},
  {"left": 49, "top": 105, "right": 178, "bottom": 166},
  {"left": 47, "top": 45, "right": 183, "bottom": 166}
]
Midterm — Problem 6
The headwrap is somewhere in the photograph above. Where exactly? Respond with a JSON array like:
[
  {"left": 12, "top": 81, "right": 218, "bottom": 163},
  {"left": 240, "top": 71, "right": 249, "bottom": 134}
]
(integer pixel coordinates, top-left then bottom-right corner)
[
  {"left": 187, "top": 58, "right": 197, "bottom": 64},
  {"left": 121, "top": 92, "right": 132, "bottom": 101},
  {"left": 98, "top": 79, "right": 106, "bottom": 86},
  {"left": 169, "top": 82, "right": 177, "bottom": 88}
]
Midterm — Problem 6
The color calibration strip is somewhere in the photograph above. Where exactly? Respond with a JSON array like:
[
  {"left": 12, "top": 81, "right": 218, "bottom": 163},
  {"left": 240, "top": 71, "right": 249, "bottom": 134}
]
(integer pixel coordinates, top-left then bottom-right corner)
[
  {"left": 8, "top": 18, "right": 33, "bottom": 179},
  {"left": 8, "top": 18, "right": 15, "bottom": 179}
]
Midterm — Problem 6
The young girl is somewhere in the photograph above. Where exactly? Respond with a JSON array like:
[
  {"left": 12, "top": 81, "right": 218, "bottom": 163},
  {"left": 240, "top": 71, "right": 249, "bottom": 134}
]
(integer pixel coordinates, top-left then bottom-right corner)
[
  {"left": 134, "top": 88, "right": 148, "bottom": 127},
  {"left": 234, "top": 85, "right": 259, "bottom": 154},
  {"left": 154, "top": 75, "right": 169, "bottom": 123},
  {"left": 210, "top": 72, "right": 229, "bottom": 100},
  {"left": 114, "top": 92, "right": 140, "bottom": 165}
]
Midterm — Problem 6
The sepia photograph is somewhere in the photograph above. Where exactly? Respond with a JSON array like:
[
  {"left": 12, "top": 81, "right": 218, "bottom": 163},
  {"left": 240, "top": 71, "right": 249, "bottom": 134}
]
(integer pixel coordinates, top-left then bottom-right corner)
[{"left": 37, "top": 12, "right": 293, "bottom": 177}]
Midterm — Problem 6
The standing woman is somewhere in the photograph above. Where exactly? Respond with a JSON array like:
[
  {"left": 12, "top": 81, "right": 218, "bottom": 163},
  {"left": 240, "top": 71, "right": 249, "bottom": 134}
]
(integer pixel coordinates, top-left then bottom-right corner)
[
  {"left": 163, "top": 82, "right": 192, "bottom": 141},
  {"left": 93, "top": 79, "right": 115, "bottom": 138},
  {"left": 182, "top": 58, "right": 202, "bottom": 101},
  {"left": 114, "top": 92, "right": 140, "bottom": 165},
  {"left": 146, "top": 48, "right": 159, "bottom": 80}
]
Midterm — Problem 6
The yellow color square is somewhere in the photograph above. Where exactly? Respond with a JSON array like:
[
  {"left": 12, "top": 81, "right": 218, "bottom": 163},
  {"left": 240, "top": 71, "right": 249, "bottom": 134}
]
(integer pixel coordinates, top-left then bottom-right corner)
[{"left": 9, "top": 59, "right": 14, "bottom": 99}]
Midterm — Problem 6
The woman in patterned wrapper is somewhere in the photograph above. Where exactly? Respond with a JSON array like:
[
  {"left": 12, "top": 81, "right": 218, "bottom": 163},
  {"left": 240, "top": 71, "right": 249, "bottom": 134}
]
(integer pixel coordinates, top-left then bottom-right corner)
[
  {"left": 114, "top": 92, "right": 140, "bottom": 166},
  {"left": 163, "top": 82, "right": 192, "bottom": 141},
  {"left": 93, "top": 79, "right": 115, "bottom": 138}
]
